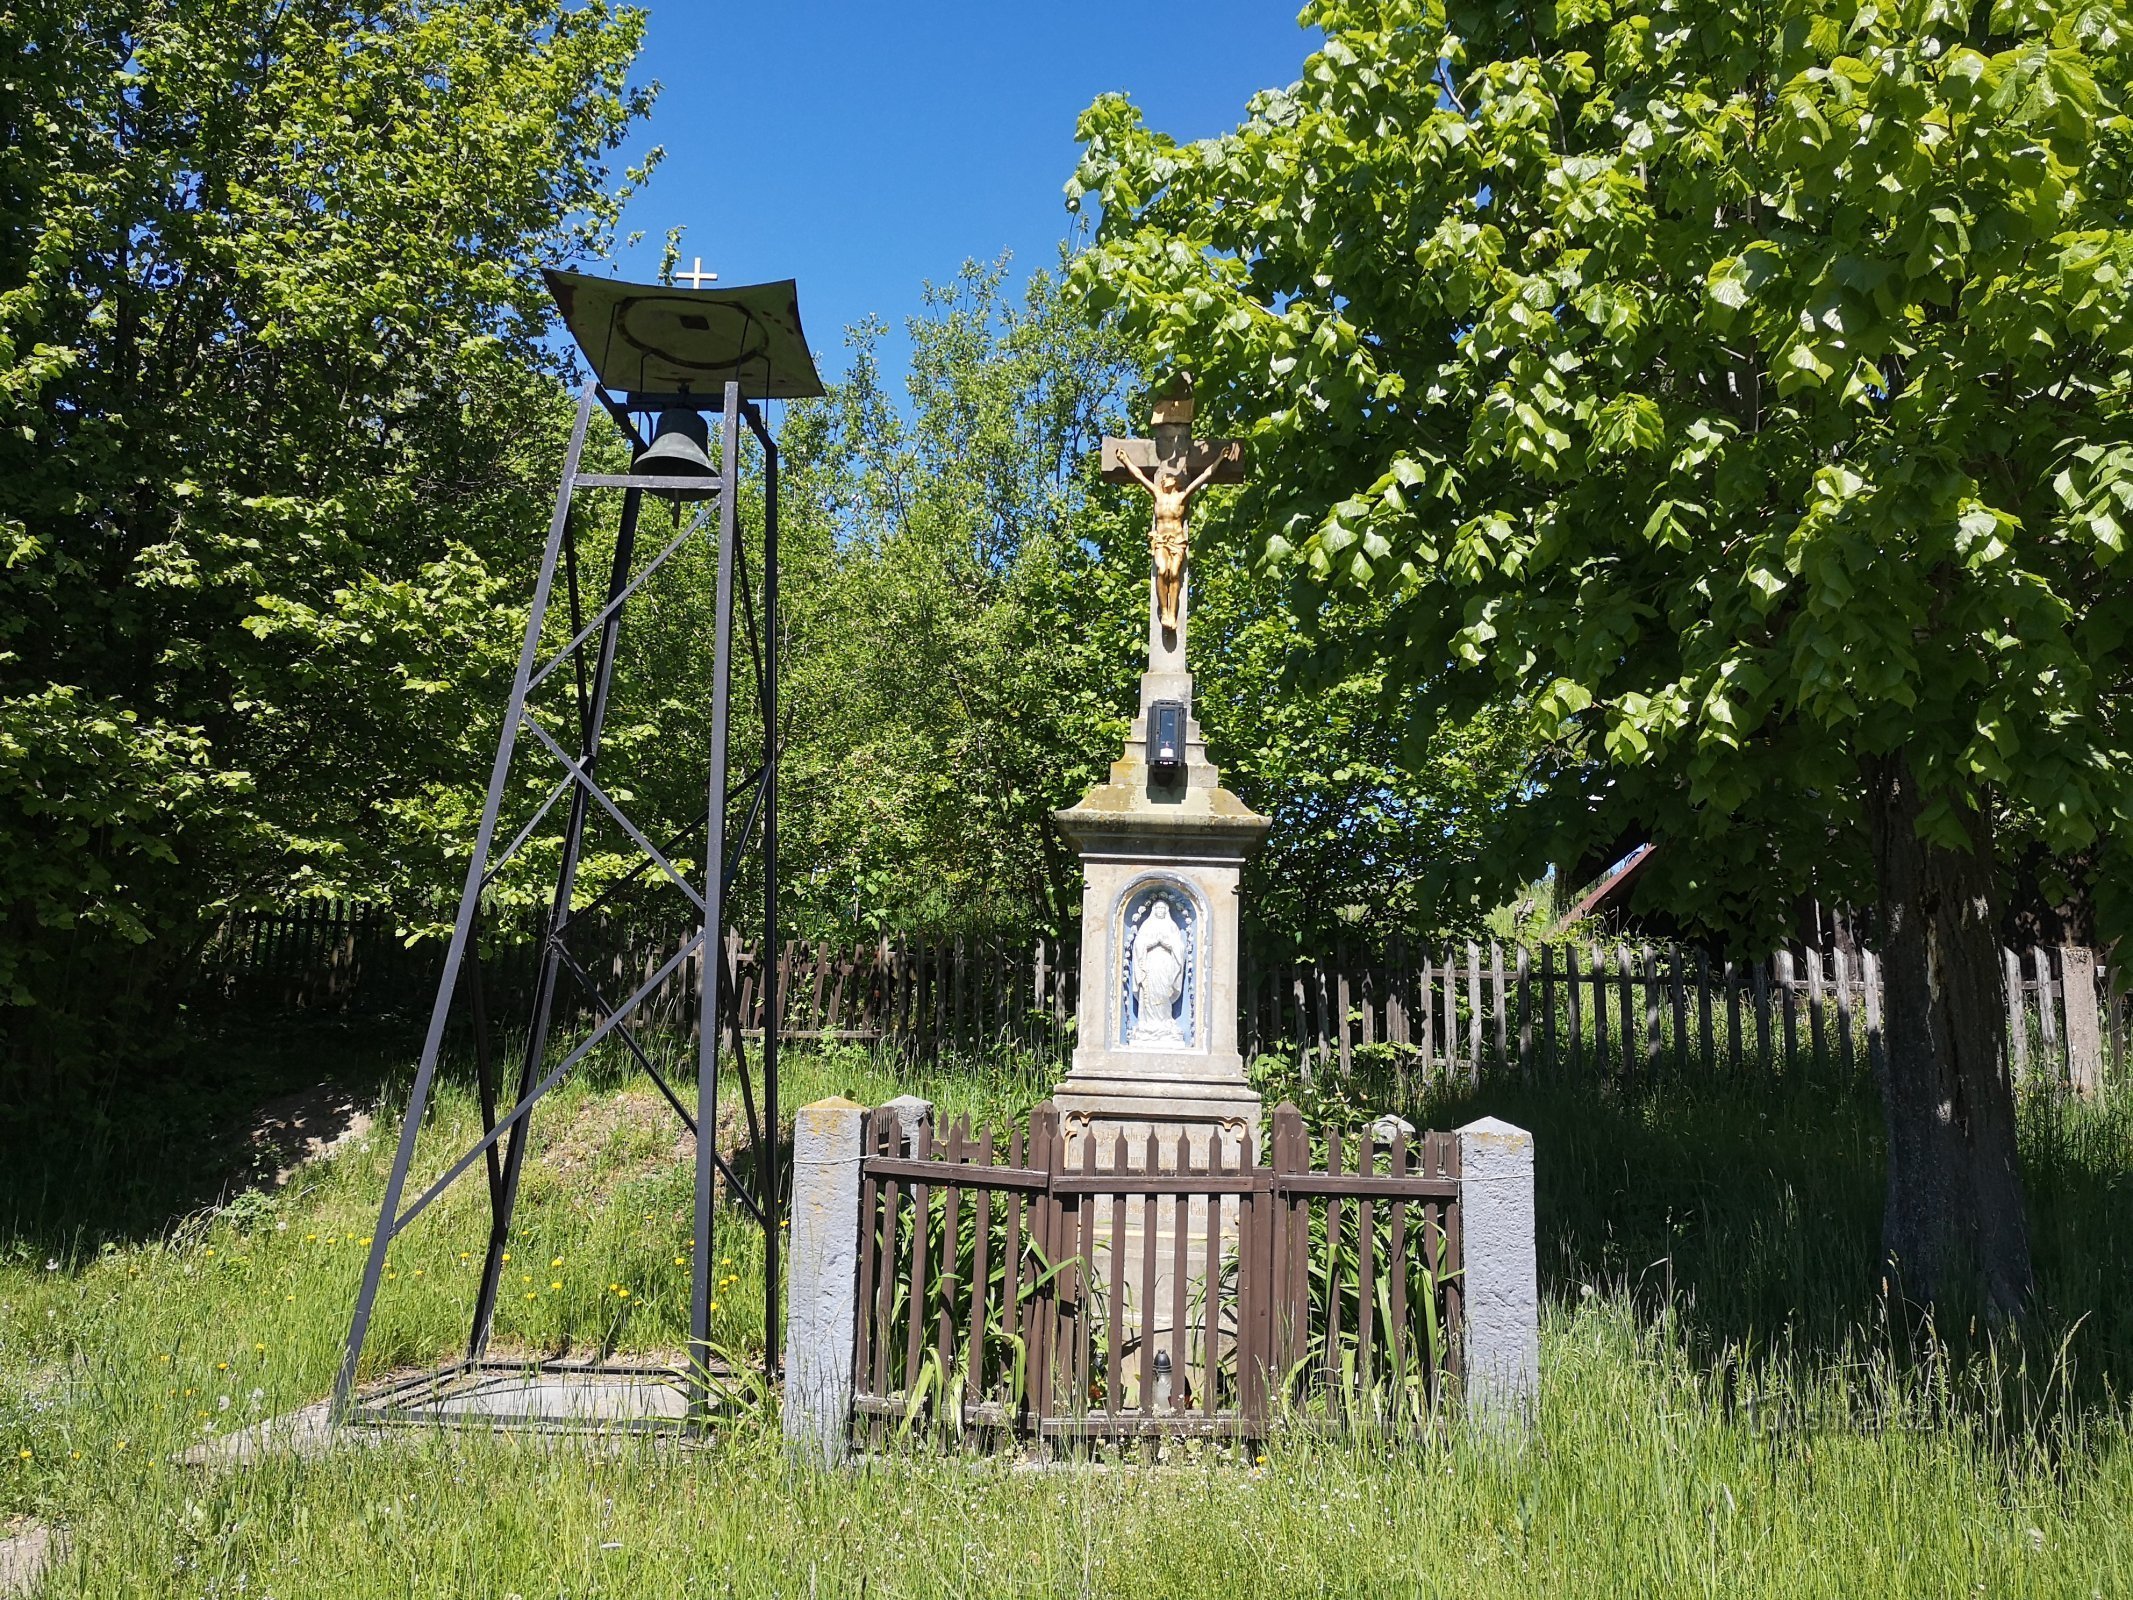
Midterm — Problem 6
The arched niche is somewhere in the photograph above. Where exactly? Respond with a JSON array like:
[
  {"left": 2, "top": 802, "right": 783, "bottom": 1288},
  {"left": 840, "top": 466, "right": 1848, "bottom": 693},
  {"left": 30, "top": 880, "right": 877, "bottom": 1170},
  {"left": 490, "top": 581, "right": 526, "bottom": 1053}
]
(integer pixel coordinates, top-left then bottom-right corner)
[{"left": 1115, "top": 877, "right": 1206, "bottom": 1049}]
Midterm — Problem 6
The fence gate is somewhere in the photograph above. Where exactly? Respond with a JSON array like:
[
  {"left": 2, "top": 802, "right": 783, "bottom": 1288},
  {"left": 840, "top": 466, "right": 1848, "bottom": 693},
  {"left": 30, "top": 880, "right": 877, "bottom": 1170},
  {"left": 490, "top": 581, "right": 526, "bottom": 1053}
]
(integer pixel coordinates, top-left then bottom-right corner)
[{"left": 849, "top": 1100, "right": 1464, "bottom": 1446}]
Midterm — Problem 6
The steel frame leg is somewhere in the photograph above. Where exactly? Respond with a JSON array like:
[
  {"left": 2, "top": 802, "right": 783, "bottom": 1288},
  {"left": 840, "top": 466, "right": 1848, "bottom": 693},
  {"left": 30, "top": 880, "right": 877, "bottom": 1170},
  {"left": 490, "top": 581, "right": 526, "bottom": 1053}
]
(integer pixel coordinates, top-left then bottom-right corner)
[
  {"left": 467, "top": 486, "right": 644, "bottom": 1359},
  {"left": 689, "top": 384, "right": 744, "bottom": 1419},
  {"left": 333, "top": 383, "right": 600, "bottom": 1421}
]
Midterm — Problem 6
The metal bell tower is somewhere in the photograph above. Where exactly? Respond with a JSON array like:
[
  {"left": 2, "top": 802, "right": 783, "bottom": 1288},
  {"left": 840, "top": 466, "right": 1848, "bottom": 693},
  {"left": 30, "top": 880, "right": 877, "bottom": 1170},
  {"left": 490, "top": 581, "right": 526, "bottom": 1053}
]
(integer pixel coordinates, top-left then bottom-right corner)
[{"left": 333, "top": 268, "right": 823, "bottom": 1425}]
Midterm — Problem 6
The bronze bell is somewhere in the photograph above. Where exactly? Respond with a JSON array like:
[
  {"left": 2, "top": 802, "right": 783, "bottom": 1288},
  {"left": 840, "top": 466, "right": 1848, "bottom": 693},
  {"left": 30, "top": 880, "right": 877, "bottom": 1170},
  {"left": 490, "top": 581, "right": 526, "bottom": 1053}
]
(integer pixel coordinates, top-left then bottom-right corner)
[{"left": 633, "top": 406, "right": 717, "bottom": 500}]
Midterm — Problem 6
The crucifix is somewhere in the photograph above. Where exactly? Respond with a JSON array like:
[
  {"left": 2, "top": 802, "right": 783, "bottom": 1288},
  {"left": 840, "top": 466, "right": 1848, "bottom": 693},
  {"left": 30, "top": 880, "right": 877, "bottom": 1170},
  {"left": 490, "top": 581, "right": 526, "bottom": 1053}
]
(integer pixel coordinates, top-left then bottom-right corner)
[
  {"left": 675, "top": 256, "right": 719, "bottom": 289},
  {"left": 1102, "top": 379, "right": 1247, "bottom": 642}
]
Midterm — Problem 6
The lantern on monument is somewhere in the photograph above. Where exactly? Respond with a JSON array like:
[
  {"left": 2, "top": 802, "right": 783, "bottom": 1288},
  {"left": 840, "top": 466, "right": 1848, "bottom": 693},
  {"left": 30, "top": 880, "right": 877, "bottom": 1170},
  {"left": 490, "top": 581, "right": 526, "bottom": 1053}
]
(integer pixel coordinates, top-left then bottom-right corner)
[
  {"left": 1147, "top": 698, "right": 1186, "bottom": 778},
  {"left": 333, "top": 262, "right": 823, "bottom": 1434}
]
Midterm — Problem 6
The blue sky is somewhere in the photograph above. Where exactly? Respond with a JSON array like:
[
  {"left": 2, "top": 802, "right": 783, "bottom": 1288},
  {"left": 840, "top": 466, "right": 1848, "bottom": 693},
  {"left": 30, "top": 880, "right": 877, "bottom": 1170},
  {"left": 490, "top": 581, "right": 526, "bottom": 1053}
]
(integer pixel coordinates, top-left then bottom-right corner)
[{"left": 604, "top": 2, "right": 1321, "bottom": 386}]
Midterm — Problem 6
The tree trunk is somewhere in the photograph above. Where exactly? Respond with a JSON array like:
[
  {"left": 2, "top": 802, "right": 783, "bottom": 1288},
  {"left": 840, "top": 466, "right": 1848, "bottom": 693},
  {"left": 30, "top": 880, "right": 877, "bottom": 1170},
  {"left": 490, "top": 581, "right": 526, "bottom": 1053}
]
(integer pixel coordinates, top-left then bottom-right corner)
[{"left": 1862, "top": 751, "right": 2031, "bottom": 1317}]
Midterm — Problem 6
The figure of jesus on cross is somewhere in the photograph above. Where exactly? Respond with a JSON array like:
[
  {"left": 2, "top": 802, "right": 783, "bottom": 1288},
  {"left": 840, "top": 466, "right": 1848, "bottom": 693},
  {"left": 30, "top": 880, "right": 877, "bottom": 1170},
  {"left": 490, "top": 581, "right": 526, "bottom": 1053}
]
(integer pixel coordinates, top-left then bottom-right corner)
[{"left": 1102, "top": 379, "right": 1247, "bottom": 637}]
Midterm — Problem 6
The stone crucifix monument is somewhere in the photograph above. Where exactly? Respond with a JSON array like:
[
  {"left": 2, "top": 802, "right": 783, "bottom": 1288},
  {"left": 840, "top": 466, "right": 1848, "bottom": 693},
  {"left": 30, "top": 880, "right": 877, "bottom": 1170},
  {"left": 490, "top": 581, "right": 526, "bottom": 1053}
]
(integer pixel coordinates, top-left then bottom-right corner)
[{"left": 1051, "top": 379, "right": 1268, "bottom": 1169}]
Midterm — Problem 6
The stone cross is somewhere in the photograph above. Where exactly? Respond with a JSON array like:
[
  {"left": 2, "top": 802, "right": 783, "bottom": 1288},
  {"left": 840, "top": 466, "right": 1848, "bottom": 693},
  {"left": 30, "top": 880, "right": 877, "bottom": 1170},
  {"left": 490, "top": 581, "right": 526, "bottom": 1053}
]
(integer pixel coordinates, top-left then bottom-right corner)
[
  {"left": 675, "top": 256, "right": 719, "bottom": 289},
  {"left": 1101, "top": 380, "right": 1247, "bottom": 664}
]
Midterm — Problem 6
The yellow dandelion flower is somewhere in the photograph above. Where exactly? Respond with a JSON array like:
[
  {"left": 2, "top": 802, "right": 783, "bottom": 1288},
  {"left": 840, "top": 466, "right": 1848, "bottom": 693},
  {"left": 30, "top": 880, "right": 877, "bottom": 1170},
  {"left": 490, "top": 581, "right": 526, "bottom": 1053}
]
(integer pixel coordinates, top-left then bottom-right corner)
[
  {"left": 550, "top": 1280, "right": 562, "bottom": 1290},
  {"left": 616, "top": 1287, "right": 629, "bottom": 1299},
  {"left": 285, "top": 1294, "right": 295, "bottom": 1302},
  {"left": 254, "top": 1343, "right": 266, "bottom": 1353},
  {"left": 159, "top": 1354, "right": 171, "bottom": 1363},
  {"left": 673, "top": 1256, "right": 685, "bottom": 1266},
  {"left": 70, "top": 1451, "right": 80, "bottom": 1461},
  {"left": 551, "top": 1257, "right": 563, "bottom": 1268},
  {"left": 16, "top": 1449, "right": 29, "bottom": 1460},
  {"left": 709, "top": 1301, "right": 719, "bottom": 1313},
  {"left": 217, "top": 1362, "right": 229, "bottom": 1372},
  {"left": 500, "top": 1252, "right": 510, "bottom": 1262},
  {"left": 203, "top": 1248, "right": 215, "bottom": 1257},
  {"left": 116, "top": 1440, "right": 127, "bottom": 1451},
  {"left": 524, "top": 1292, "right": 536, "bottom": 1301}
]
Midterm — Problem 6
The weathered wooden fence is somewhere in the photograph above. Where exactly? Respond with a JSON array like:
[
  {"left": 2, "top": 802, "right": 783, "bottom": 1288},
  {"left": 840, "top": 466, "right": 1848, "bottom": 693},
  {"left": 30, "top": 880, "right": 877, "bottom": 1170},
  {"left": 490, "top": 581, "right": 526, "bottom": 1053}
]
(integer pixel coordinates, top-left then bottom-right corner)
[
  {"left": 198, "top": 904, "right": 2126, "bottom": 1091},
  {"left": 195, "top": 904, "right": 1080, "bottom": 1063},
  {"left": 1242, "top": 938, "right": 2127, "bottom": 1094},
  {"left": 848, "top": 1102, "right": 1465, "bottom": 1445}
]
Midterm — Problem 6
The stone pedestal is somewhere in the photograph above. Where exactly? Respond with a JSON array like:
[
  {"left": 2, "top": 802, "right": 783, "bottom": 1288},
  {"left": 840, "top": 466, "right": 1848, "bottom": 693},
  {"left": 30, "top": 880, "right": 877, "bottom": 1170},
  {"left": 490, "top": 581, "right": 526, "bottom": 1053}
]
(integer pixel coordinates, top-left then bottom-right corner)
[
  {"left": 1052, "top": 584, "right": 1267, "bottom": 1404},
  {"left": 1051, "top": 578, "right": 1269, "bottom": 1165}
]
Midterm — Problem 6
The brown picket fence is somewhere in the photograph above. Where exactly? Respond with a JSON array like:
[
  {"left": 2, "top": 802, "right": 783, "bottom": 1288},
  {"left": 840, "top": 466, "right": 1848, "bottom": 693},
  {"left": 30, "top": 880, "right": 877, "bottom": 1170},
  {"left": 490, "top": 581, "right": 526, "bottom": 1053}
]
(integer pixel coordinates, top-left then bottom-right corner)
[
  {"left": 849, "top": 1101, "right": 1463, "bottom": 1446},
  {"left": 194, "top": 903, "right": 1080, "bottom": 1063},
  {"left": 1240, "top": 937, "right": 2127, "bottom": 1095},
  {"left": 197, "top": 904, "right": 2126, "bottom": 1092}
]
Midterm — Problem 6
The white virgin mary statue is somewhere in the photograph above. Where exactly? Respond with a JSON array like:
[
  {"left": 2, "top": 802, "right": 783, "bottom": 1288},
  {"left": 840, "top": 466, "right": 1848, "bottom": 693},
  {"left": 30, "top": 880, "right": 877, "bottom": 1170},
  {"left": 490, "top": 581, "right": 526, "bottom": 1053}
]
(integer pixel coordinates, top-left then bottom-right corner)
[{"left": 1128, "top": 899, "right": 1188, "bottom": 1046}]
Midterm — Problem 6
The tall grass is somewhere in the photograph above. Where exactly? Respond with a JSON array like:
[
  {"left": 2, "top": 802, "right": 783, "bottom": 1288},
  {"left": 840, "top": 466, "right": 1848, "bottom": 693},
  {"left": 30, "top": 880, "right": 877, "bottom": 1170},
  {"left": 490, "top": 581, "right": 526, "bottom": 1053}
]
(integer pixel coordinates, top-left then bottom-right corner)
[
  {"left": 1, "top": 1024, "right": 2129, "bottom": 1595},
  {"left": 7, "top": 1300, "right": 2131, "bottom": 1598}
]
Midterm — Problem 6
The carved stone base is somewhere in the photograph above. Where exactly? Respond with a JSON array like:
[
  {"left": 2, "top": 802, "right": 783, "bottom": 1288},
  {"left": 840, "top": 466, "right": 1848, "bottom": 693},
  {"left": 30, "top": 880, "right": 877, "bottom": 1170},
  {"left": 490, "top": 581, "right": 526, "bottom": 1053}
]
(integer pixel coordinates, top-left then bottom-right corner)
[{"left": 1050, "top": 1095, "right": 1261, "bottom": 1170}]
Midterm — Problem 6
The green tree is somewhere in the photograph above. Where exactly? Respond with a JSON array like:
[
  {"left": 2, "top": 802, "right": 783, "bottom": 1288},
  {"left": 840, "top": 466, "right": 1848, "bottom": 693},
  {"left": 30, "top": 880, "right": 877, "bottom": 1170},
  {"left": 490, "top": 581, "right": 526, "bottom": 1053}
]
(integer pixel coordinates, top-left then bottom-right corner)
[
  {"left": 1186, "top": 540, "right": 1535, "bottom": 945},
  {"left": 1069, "top": 0, "right": 2133, "bottom": 1310},
  {"left": 773, "top": 259, "right": 1142, "bottom": 938},
  {"left": 0, "top": 0, "right": 653, "bottom": 1049},
  {"left": 770, "top": 257, "right": 1535, "bottom": 949}
]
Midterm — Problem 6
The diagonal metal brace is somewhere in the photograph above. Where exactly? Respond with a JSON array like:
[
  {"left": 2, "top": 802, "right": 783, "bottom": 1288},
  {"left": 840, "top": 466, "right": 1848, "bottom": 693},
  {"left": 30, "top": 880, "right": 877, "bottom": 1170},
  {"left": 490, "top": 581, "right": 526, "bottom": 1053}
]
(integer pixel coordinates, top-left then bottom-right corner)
[
  {"left": 552, "top": 942, "right": 697, "bottom": 1133},
  {"left": 551, "top": 946, "right": 766, "bottom": 1228},
  {"left": 528, "top": 514, "right": 711, "bottom": 696},
  {"left": 520, "top": 711, "right": 707, "bottom": 915},
  {"left": 480, "top": 771, "right": 575, "bottom": 891},
  {"left": 388, "top": 933, "right": 702, "bottom": 1237}
]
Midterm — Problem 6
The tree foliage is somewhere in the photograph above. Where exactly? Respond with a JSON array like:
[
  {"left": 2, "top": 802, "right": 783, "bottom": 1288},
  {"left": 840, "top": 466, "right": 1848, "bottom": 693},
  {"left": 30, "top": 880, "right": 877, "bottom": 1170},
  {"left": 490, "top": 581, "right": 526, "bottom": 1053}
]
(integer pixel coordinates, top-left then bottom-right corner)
[
  {"left": 1068, "top": 0, "right": 2133, "bottom": 1306},
  {"left": 770, "top": 259, "right": 1534, "bottom": 946},
  {"left": 770, "top": 261, "right": 1142, "bottom": 939},
  {"left": 1069, "top": 0, "right": 2133, "bottom": 945},
  {"left": 0, "top": 0, "right": 654, "bottom": 1034}
]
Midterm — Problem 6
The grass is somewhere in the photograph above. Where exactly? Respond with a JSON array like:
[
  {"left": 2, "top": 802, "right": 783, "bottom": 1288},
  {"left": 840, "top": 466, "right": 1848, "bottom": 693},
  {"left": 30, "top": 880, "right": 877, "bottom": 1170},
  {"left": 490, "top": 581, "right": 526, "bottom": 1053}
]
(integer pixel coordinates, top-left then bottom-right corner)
[{"left": 2, "top": 1021, "right": 2131, "bottom": 1596}]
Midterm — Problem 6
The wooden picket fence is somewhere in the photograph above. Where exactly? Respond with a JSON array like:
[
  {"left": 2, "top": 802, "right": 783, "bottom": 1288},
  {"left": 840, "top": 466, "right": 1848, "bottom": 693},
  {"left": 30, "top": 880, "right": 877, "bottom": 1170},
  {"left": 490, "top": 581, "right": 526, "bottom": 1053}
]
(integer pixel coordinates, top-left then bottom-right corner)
[
  {"left": 1241, "top": 938, "right": 2127, "bottom": 1094},
  {"left": 197, "top": 904, "right": 2127, "bottom": 1092},
  {"left": 195, "top": 903, "right": 1080, "bottom": 1063},
  {"left": 850, "top": 1101, "right": 1463, "bottom": 1446}
]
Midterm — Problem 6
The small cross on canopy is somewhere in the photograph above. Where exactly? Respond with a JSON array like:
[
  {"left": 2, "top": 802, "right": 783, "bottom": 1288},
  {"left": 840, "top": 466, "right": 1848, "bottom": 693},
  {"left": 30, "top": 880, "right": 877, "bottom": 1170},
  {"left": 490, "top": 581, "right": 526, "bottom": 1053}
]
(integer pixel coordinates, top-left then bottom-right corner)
[{"left": 543, "top": 267, "right": 825, "bottom": 401}]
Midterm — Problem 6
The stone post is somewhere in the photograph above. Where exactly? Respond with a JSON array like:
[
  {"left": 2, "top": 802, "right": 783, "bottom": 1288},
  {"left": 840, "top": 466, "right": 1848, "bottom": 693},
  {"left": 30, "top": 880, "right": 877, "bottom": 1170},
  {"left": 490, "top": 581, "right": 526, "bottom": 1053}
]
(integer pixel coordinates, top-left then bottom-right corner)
[
  {"left": 782, "top": 1097, "right": 867, "bottom": 1467},
  {"left": 1367, "top": 1113, "right": 1416, "bottom": 1146},
  {"left": 1456, "top": 1116, "right": 1538, "bottom": 1431},
  {"left": 882, "top": 1093, "right": 935, "bottom": 1152}
]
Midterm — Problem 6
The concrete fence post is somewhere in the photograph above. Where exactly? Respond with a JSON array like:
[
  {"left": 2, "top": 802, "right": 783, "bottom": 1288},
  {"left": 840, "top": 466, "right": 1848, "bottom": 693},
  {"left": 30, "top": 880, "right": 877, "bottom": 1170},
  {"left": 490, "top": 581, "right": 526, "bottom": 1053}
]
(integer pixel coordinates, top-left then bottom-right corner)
[
  {"left": 1367, "top": 1113, "right": 1416, "bottom": 1147},
  {"left": 1456, "top": 1116, "right": 1539, "bottom": 1431},
  {"left": 882, "top": 1093, "right": 935, "bottom": 1151},
  {"left": 782, "top": 1097, "right": 868, "bottom": 1467}
]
